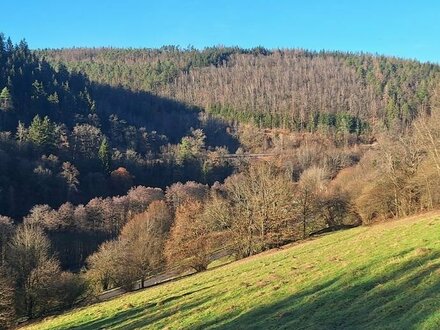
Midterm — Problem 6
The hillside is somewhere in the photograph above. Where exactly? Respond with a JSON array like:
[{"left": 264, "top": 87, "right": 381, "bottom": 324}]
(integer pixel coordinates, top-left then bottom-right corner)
[
  {"left": 0, "top": 36, "right": 242, "bottom": 218},
  {"left": 0, "top": 35, "right": 243, "bottom": 280},
  {"left": 3, "top": 34, "right": 440, "bottom": 328},
  {"left": 3, "top": 4, "right": 440, "bottom": 330},
  {"left": 40, "top": 47, "right": 440, "bottom": 134},
  {"left": 23, "top": 213, "right": 440, "bottom": 330}
]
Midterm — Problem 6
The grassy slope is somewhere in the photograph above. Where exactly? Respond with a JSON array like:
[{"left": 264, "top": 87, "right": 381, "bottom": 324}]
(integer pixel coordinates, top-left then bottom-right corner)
[{"left": 23, "top": 214, "right": 440, "bottom": 330}]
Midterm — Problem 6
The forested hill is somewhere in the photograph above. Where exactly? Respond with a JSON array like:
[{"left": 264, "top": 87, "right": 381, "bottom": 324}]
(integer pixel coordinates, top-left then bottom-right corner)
[
  {"left": 0, "top": 36, "right": 237, "bottom": 220},
  {"left": 3, "top": 35, "right": 440, "bottom": 327},
  {"left": 40, "top": 47, "right": 440, "bottom": 134}
]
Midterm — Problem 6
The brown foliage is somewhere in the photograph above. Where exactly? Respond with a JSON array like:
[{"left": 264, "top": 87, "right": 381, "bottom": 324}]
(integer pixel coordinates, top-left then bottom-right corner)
[
  {"left": 127, "top": 186, "right": 164, "bottom": 214},
  {"left": 110, "top": 167, "right": 134, "bottom": 194},
  {"left": 349, "top": 98, "right": 440, "bottom": 223},
  {"left": 86, "top": 240, "right": 129, "bottom": 292},
  {"left": 165, "top": 201, "right": 221, "bottom": 272},
  {"left": 165, "top": 181, "right": 209, "bottom": 213},
  {"left": 224, "top": 162, "right": 296, "bottom": 257},
  {"left": 87, "top": 200, "right": 173, "bottom": 291},
  {"left": 121, "top": 201, "right": 172, "bottom": 287},
  {"left": 296, "top": 166, "right": 329, "bottom": 237}
]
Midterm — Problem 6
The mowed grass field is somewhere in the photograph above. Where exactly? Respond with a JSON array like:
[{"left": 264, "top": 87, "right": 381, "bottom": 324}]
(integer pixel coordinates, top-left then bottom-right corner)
[{"left": 23, "top": 214, "right": 440, "bottom": 330}]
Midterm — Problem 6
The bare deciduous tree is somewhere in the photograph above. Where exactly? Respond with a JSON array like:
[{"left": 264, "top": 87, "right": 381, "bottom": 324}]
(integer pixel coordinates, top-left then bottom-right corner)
[
  {"left": 224, "top": 162, "right": 296, "bottom": 257},
  {"left": 165, "top": 201, "right": 219, "bottom": 272},
  {"left": 121, "top": 201, "right": 172, "bottom": 287},
  {"left": 0, "top": 268, "right": 15, "bottom": 329}
]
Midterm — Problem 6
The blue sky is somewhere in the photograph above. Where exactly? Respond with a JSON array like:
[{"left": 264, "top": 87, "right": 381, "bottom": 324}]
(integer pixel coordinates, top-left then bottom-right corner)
[{"left": 2, "top": 0, "right": 440, "bottom": 63}]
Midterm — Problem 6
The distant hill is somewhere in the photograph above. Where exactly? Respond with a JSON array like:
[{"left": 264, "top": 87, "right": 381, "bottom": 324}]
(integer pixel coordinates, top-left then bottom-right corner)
[
  {"left": 22, "top": 213, "right": 440, "bottom": 329},
  {"left": 39, "top": 47, "right": 440, "bottom": 135}
]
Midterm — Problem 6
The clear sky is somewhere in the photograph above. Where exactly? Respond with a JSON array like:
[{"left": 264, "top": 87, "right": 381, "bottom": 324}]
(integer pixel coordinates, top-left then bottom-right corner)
[{"left": 2, "top": 0, "right": 439, "bottom": 63}]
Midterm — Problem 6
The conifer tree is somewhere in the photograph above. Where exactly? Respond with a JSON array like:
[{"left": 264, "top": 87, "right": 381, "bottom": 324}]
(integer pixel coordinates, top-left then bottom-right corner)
[
  {"left": 28, "top": 115, "right": 56, "bottom": 149},
  {"left": 0, "top": 87, "right": 12, "bottom": 110},
  {"left": 98, "top": 137, "right": 111, "bottom": 174}
]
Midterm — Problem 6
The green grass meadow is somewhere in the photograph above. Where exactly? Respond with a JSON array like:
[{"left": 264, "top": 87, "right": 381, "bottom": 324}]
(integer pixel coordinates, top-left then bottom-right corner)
[{"left": 23, "top": 214, "right": 440, "bottom": 329}]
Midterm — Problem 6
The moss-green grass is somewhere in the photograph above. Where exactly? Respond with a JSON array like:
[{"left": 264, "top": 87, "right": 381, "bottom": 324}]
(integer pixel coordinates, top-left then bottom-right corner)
[{"left": 23, "top": 214, "right": 440, "bottom": 329}]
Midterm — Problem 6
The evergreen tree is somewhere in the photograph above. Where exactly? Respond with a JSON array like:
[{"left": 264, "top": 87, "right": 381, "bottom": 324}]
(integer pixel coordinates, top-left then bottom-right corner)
[
  {"left": 177, "top": 129, "right": 206, "bottom": 162},
  {"left": 98, "top": 137, "right": 111, "bottom": 174},
  {"left": 28, "top": 115, "right": 56, "bottom": 149},
  {"left": 0, "top": 87, "right": 12, "bottom": 110}
]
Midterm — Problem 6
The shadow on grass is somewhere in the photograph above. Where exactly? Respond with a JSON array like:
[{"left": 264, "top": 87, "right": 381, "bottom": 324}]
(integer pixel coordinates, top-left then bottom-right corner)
[
  {"left": 57, "top": 249, "right": 439, "bottom": 329},
  {"left": 203, "top": 249, "right": 440, "bottom": 330},
  {"left": 70, "top": 285, "right": 213, "bottom": 330}
]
